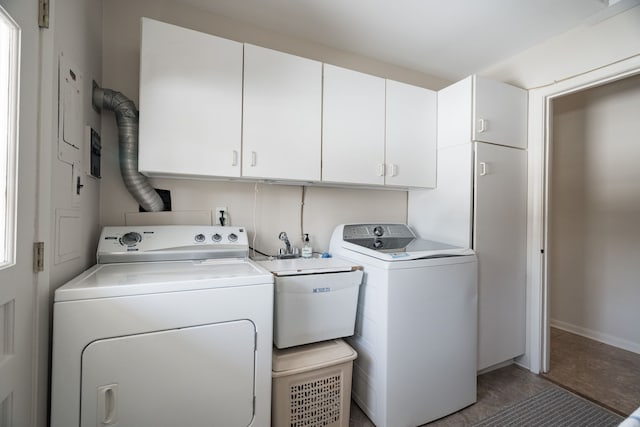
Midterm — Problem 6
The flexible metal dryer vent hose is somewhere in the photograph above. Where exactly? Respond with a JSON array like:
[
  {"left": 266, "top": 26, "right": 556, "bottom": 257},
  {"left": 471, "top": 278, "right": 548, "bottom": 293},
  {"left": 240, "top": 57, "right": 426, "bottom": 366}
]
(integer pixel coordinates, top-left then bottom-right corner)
[{"left": 92, "top": 86, "right": 165, "bottom": 212}]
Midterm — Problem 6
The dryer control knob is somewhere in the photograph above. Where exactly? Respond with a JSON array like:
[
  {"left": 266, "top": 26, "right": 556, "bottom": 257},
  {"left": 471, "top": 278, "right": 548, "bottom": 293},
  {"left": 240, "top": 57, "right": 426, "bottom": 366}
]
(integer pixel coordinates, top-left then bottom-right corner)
[
  {"left": 373, "top": 226, "right": 384, "bottom": 237},
  {"left": 228, "top": 233, "right": 238, "bottom": 242},
  {"left": 212, "top": 233, "right": 222, "bottom": 242},
  {"left": 120, "top": 232, "right": 142, "bottom": 247},
  {"left": 373, "top": 239, "right": 384, "bottom": 249},
  {"left": 194, "top": 233, "right": 206, "bottom": 243}
]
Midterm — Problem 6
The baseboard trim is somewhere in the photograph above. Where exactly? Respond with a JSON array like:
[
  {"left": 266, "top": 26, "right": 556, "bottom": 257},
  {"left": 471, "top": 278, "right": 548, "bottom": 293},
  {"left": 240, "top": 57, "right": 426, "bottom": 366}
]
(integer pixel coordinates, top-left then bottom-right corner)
[{"left": 550, "top": 319, "right": 640, "bottom": 355}]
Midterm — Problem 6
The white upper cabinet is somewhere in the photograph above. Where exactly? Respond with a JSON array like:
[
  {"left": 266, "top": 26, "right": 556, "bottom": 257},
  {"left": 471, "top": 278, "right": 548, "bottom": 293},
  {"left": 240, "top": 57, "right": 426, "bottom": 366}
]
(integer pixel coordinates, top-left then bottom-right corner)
[
  {"left": 139, "top": 18, "right": 243, "bottom": 178},
  {"left": 242, "top": 44, "right": 322, "bottom": 181},
  {"left": 322, "top": 65, "right": 436, "bottom": 188},
  {"left": 322, "top": 64, "right": 386, "bottom": 185},
  {"left": 385, "top": 80, "right": 437, "bottom": 188},
  {"left": 438, "top": 75, "right": 527, "bottom": 149},
  {"left": 138, "top": 19, "right": 436, "bottom": 187}
]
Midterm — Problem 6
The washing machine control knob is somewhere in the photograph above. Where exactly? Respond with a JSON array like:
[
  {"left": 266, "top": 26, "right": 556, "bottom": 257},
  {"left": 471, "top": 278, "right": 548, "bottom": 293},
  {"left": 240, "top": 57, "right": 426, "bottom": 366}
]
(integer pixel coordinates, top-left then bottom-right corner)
[
  {"left": 228, "top": 233, "right": 238, "bottom": 242},
  {"left": 212, "top": 233, "right": 222, "bottom": 242},
  {"left": 373, "top": 239, "right": 384, "bottom": 249},
  {"left": 120, "top": 232, "right": 142, "bottom": 247},
  {"left": 194, "top": 233, "right": 206, "bottom": 243},
  {"left": 373, "top": 226, "right": 384, "bottom": 237}
]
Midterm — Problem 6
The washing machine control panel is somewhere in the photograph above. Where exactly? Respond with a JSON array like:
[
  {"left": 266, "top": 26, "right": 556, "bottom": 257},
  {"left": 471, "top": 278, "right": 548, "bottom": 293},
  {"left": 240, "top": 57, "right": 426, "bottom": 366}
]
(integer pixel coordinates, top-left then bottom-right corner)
[
  {"left": 342, "top": 224, "right": 416, "bottom": 251},
  {"left": 97, "top": 225, "right": 249, "bottom": 263}
]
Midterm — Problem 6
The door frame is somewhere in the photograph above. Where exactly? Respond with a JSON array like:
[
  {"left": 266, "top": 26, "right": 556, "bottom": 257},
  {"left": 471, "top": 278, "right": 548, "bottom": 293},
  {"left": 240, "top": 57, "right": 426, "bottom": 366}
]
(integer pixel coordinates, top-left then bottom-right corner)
[{"left": 526, "top": 54, "right": 640, "bottom": 374}]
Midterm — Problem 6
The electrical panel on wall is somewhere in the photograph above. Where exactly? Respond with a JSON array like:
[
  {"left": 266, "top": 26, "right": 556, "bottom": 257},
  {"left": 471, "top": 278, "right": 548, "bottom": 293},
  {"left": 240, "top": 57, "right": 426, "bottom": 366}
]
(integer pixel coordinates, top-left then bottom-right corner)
[
  {"left": 57, "top": 52, "right": 83, "bottom": 207},
  {"left": 84, "top": 126, "right": 101, "bottom": 179},
  {"left": 58, "top": 52, "right": 82, "bottom": 164}
]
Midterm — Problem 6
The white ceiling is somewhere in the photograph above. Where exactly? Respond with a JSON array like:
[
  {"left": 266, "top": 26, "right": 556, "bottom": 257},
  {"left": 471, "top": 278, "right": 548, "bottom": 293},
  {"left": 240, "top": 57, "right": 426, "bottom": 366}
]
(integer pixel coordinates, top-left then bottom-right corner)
[{"left": 170, "top": 0, "right": 639, "bottom": 81}]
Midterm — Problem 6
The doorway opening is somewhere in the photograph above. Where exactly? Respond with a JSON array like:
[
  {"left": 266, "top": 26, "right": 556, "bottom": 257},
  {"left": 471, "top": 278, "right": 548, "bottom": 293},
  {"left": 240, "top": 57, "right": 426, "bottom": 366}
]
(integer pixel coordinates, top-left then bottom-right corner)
[{"left": 540, "top": 74, "right": 640, "bottom": 415}]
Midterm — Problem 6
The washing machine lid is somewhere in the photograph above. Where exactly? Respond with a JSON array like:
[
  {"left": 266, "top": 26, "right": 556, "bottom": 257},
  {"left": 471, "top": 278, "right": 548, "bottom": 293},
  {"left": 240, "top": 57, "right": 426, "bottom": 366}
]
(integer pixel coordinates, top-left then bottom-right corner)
[
  {"left": 55, "top": 259, "right": 273, "bottom": 302},
  {"left": 336, "top": 223, "right": 474, "bottom": 261}
]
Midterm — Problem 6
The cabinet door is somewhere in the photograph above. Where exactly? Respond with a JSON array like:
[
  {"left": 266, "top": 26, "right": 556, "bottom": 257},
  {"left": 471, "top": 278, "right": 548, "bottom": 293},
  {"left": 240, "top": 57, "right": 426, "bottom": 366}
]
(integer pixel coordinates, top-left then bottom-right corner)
[
  {"left": 322, "top": 64, "right": 385, "bottom": 185},
  {"left": 473, "top": 76, "right": 528, "bottom": 149},
  {"left": 243, "top": 44, "right": 322, "bottom": 181},
  {"left": 139, "top": 18, "right": 243, "bottom": 178},
  {"left": 386, "top": 80, "right": 437, "bottom": 187},
  {"left": 474, "top": 142, "right": 527, "bottom": 370}
]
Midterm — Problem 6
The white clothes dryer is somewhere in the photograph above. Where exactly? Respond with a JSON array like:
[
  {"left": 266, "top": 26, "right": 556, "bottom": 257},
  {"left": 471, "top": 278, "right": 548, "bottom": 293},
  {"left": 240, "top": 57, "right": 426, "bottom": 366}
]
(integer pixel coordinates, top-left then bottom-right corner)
[
  {"left": 329, "top": 224, "right": 478, "bottom": 427},
  {"left": 50, "top": 226, "right": 273, "bottom": 427}
]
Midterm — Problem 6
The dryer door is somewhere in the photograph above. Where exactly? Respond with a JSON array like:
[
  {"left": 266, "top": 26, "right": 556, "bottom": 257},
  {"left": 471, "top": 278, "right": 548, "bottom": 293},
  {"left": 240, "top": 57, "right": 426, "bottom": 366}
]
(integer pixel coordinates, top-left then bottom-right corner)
[{"left": 80, "top": 320, "right": 256, "bottom": 427}]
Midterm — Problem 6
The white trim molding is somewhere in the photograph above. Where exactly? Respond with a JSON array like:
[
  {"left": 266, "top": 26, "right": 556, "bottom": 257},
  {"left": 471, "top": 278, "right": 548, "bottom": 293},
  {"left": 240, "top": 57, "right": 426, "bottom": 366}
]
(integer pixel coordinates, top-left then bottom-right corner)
[
  {"left": 550, "top": 319, "right": 640, "bottom": 356},
  {"left": 526, "top": 55, "right": 640, "bottom": 374}
]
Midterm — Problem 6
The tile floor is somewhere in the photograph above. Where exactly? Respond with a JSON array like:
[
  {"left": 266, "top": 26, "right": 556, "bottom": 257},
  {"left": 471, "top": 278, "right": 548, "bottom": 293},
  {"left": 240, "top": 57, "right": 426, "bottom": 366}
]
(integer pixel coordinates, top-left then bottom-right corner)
[
  {"left": 349, "top": 328, "right": 640, "bottom": 426},
  {"left": 543, "top": 327, "right": 640, "bottom": 416},
  {"left": 348, "top": 364, "right": 555, "bottom": 426}
]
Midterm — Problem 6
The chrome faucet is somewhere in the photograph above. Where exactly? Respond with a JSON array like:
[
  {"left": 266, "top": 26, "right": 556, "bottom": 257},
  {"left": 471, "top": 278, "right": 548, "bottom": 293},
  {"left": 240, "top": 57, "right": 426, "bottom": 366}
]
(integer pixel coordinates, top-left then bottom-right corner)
[
  {"left": 279, "top": 232, "right": 292, "bottom": 254},
  {"left": 278, "top": 232, "right": 299, "bottom": 258}
]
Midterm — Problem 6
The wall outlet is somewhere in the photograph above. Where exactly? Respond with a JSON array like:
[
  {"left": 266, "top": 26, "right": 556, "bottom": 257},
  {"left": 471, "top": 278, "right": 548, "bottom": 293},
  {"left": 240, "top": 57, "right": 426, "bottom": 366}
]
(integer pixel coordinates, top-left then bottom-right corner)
[{"left": 215, "top": 207, "right": 228, "bottom": 226}]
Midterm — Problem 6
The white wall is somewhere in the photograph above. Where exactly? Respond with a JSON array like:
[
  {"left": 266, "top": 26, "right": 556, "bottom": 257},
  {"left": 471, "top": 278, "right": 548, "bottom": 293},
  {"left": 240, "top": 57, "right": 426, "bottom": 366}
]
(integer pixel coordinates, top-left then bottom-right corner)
[
  {"left": 47, "top": 0, "right": 103, "bottom": 288},
  {"left": 481, "top": 6, "right": 640, "bottom": 89},
  {"left": 549, "top": 74, "right": 640, "bottom": 352},
  {"left": 99, "top": 0, "right": 434, "bottom": 255},
  {"left": 35, "top": 0, "right": 103, "bottom": 425}
]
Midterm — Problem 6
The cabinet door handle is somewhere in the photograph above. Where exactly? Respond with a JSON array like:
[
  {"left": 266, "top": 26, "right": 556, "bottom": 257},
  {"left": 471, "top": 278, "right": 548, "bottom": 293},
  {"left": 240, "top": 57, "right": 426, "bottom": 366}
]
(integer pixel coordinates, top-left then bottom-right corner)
[
  {"left": 377, "top": 163, "right": 385, "bottom": 177},
  {"left": 232, "top": 150, "right": 238, "bottom": 166},
  {"left": 389, "top": 164, "right": 398, "bottom": 177},
  {"left": 250, "top": 151, "right": 257, "bottom": 167},
  {"left": 479, "top": 161, "right": 488, "bottom": 176},
  {"left": 477, "top": 119, "right": 487, "bottom": 133}
]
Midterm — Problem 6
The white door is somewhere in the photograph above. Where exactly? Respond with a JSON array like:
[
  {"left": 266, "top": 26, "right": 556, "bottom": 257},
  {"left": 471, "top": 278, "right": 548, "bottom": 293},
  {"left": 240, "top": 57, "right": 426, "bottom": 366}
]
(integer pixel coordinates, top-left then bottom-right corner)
[
  {"left": 474, "top": 142, "right": 527, "bottom": 370},
  {"left": 0, "top": 0, "right": 39, "bottom": 425}
]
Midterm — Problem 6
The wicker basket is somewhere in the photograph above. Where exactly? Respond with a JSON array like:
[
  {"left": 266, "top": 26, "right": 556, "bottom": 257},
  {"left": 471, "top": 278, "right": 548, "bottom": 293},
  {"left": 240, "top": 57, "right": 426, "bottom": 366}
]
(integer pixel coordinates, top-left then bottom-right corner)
[{"left": 272, "top": 339, "right": 357, "bottom": 427}]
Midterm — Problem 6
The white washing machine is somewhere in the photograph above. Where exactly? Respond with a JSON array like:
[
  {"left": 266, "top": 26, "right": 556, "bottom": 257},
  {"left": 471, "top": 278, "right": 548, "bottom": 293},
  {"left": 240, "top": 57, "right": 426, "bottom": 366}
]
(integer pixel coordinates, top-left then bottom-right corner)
[
  {"left": 329, "top": 224, "right": 478, "bottom": 427},
  {"left": 50, "top": 225, "right": 274, "bottom": 427}
]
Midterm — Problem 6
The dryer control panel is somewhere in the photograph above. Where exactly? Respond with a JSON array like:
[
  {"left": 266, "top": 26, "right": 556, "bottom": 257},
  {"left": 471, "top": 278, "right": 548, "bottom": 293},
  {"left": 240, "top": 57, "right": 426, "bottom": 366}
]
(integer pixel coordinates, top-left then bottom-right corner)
[{"left": 97, "top": 225, "right": 249, "bottom": 263}]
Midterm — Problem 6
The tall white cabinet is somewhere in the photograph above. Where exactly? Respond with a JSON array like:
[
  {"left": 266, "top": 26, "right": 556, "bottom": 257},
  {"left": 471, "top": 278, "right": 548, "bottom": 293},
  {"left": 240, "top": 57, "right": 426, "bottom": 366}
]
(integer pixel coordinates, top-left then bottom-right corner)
[
  {"left": 242, "top": 44, "right": 322, "bottom": 181},
  {"left": 138, "top": 18, "right": 243, "bottom": 178},
  {"left": 408, "top": 75, "right": 528, "bottom": 371}
]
